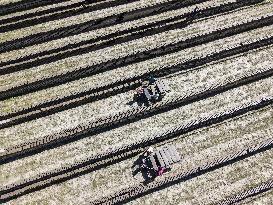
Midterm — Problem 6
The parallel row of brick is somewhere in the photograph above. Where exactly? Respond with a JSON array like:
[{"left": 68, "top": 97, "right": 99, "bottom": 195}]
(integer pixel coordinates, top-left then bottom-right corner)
[
  {"left": 90, "top": 137, "right": 273, "bottom": 205},
  {"left": 0, "top": 0, "right": 67, "bottom": 16},
  {"left": 0, "top": 0, "right": 142, "bottom": 33},
  {"left": 1, "top": 19, "right": 273, "bottom": 131},
  {"left": 0, "top": 0, "right": 261, "bottom": 75},
  {"left": 0, "top": 1, "right": 269, "bottom": 101},
  {"left": 1, "top": 68, "right": 272, "bottom": 163},
  {"left": 0, "top": 0, "right": 209, "bottom": 54},
  {"left": 0, "top": 96, "right": 272, "bottom": 203},
  {"left": 218, "top": 180, "right": 273, "bottom": 205}
]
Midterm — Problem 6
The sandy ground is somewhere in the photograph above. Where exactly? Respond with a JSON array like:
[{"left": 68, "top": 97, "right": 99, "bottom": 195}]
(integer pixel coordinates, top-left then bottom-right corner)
[
  {"left": 128, "top": 149, "right": 273, "bottom": 205},
  {"left": 0, "top": 0, "right": 234, "bottom": 63},
  {"left": 1, "top": 51, "right": 272, "bottom": 146},
  {"left": 1, "top": 78, "right": 272, "bottom": 187},
  {"left": 1, "top": 0, "right": 271, "bottom": 91},
  {"left": 5, "top": 104, "right": 273, "bottom": 205},
  {"left": 0, "top": 0, "right": 172, "bottom": 44},
  {"left": 0, "top": 0, "right": 86, "bottom": 22},
  {"left": 1, "top": 0, "right": 273, "bottom": 204},
  {"left": 0, "top": 0, "right": 24, "bottom": 6},
  {"left": 238, "top": 189, "right": 273, "bottom": 205},
  {"left": 1, "top": 24, "right": 273, "bottom": 115}
]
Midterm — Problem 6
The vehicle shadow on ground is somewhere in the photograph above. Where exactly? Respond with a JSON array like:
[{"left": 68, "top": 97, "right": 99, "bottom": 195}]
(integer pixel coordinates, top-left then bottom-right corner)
[
  {"left": 132, "top": 154, "right": 157, "bottom": 184},
  {"left": 127, "top": 94, "right": 149, "bottom": 107}
]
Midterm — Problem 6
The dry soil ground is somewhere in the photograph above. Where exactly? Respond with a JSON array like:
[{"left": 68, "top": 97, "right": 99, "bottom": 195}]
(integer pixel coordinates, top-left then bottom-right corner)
[{"left": 0, "top": 0, "right": 272, "bottom": 204}]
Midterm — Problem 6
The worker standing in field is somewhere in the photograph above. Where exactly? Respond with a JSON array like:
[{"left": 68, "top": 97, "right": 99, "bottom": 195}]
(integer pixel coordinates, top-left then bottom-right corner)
[{"left": 144, "top": 147, "right": 154, "bottom": 157}]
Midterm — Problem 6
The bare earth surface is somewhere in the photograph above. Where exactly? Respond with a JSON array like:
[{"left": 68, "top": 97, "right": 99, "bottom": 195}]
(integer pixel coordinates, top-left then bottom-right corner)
[{"left": 0, "top": 0, "right": 273, "bottom": 204}]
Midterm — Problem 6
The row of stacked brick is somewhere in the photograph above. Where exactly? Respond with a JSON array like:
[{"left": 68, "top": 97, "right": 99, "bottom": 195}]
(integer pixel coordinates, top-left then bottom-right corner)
[
  {"left": 91, "top": 137, "right": 273, "bottom": 205},
  {"left": 0, "top": 0, "right": 143, "bottom": 33},
  {"left": 1, "top": 66, "right": 272, "bottom": 162},
  {"left": 0, "top": 1, "right": 270, "bottom": 101},
  {"left": 0, "top": 0, "right": 262, "bottom": 75},
  {"left": 1, "top": 28, "right": 273, "bottom": 131},
  {"left": 0, "top": 0, "right": 68, "bottom": 16},
  {"left": 218, "top": 179, "right": 273, "bottom": 205},
  {"left": 0, "top": 96, "right": 272, "bottom": 203},
  {"left": 0, "top": 0, "right": 210, "bottom": 54}
]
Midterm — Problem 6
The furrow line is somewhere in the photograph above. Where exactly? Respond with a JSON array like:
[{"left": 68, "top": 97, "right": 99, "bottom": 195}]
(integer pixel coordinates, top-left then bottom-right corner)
[
  {"left": 1, "top": 33, "right": 273, "bottom": 128},
  {"left": 0, "top": 11, "right": 272, "bottom": 100},
  {"left": 89, "top": 137, "right": 273, "bottom": 205},
  {"left": 216, "top": 180, "right": 273, "bottom": 205},
  {"left": 0, "top": 0, "right": 72, "bottom": 16},
  {"left": 0, "top": 0, "right": 246, "bottom": 73},
  {"left": 0, "top": 97, "right": 272, "bottom": 203},
  {"left": 0, "top": 68, "right": 272, "bottom": 163},
  {"left": 0, "top": 0, "right": 208, "bottom": 53},
  {"left": 0, "top": 0, "right": 139, "bottom": 32}
]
